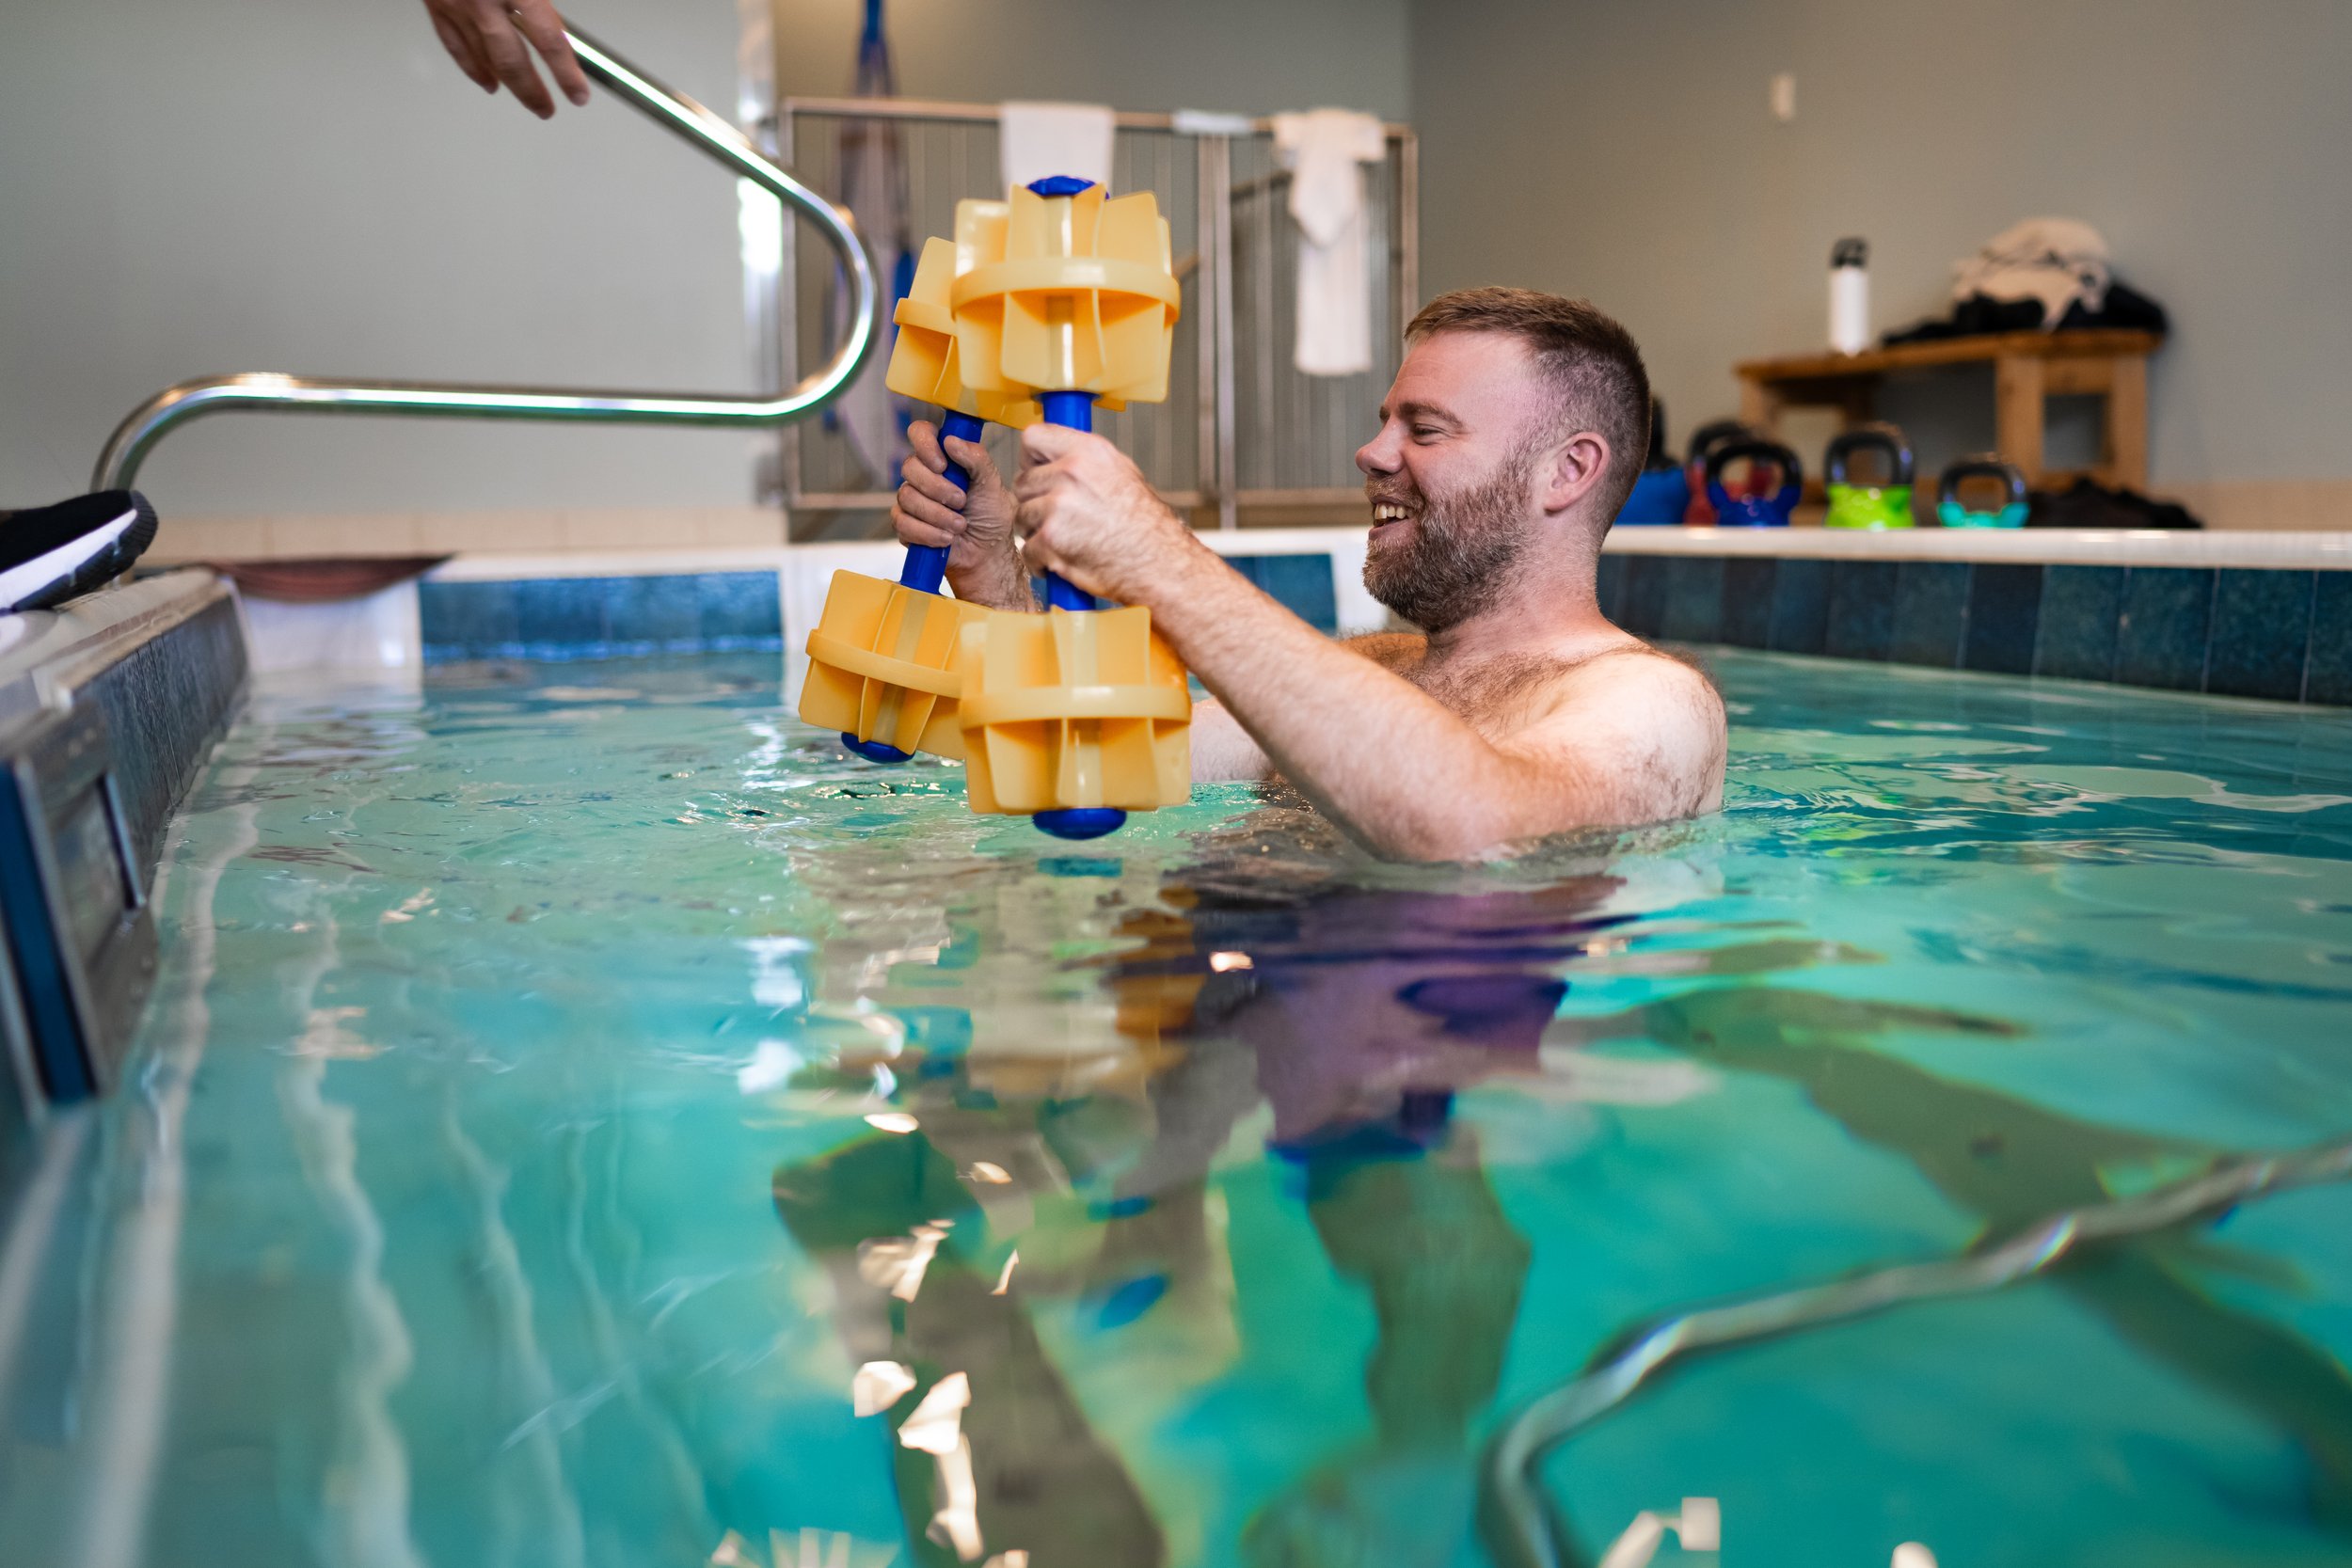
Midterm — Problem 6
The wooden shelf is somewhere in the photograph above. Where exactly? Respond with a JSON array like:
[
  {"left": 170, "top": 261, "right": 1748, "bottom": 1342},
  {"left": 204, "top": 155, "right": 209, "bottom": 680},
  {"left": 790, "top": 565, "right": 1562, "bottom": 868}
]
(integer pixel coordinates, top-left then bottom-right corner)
[{"left": 1736, "top": 329, "right": 2165, "bottom": 491}]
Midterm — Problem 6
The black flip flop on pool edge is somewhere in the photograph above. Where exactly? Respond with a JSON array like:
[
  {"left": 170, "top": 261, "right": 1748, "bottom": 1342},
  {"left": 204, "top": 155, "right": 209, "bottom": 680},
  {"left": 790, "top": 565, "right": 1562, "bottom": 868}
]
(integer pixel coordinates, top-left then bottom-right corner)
[{"left": 0, "top": 490, "right": 159, "bottom": 613}]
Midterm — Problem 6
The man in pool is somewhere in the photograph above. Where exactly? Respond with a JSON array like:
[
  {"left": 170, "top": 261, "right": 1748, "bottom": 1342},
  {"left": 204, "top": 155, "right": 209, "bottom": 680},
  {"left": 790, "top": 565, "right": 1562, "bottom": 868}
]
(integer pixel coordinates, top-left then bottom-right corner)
[{"left": 892, "top": 287, "right": 1727, "bottom": 862}]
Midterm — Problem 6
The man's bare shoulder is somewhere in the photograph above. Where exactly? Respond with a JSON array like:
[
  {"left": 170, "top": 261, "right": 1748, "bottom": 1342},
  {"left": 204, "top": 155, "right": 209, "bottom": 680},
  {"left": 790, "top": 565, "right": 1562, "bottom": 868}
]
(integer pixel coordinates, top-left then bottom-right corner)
[
  {"left": 1554, "top": 640, "right": 1725, "bottom": 737},
  {"left": 1558, "top": 638, "right": 1721, "bottom": 701},
  {"left": 1520, "top": 640, "right": 1727, "bottom": 818}
]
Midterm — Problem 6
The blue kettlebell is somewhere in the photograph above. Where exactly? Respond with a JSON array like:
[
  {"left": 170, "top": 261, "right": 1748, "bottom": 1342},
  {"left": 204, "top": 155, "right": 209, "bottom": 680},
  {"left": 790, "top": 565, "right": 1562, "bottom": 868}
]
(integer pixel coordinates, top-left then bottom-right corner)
[
  {"left": 1618, "top": 466, "right": 1690, "bottom": 525},
  {"left": 1705, "top": 437, "right": 1804, "bottom": 527},
  {"left": 1936, "top": 455, "right": 2029, "bottom": 528},
  {"left": 1616, "top": 396, "right": 1690, "bottom": 525}
]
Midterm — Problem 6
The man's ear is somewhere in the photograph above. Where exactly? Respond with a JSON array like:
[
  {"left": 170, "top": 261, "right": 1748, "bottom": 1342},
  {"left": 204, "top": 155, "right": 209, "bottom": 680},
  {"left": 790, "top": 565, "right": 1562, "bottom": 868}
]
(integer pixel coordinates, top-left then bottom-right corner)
[{"left": 1539, "top": 432, "right": 1612, "bottom": 515}]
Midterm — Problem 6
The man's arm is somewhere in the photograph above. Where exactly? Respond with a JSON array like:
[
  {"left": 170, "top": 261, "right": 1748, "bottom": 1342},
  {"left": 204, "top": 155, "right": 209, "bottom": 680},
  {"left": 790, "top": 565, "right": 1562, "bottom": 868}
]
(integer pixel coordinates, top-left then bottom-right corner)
[
  {"left": 1147, "top": 551, "right": 1720, "bottom": 855},
  {"left": 1010, "top": 428, "right": 1722, "bottom": 860},
  {"left": 895, "top": 423, "right": 1275, "bottom": 781}
]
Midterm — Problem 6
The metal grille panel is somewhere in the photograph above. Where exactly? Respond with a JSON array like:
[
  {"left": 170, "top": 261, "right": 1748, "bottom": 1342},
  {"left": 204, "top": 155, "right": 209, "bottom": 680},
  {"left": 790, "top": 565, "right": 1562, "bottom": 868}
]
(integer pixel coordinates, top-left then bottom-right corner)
[{"left": 769, "top": 99, "right": 1415, "bottom": 535}]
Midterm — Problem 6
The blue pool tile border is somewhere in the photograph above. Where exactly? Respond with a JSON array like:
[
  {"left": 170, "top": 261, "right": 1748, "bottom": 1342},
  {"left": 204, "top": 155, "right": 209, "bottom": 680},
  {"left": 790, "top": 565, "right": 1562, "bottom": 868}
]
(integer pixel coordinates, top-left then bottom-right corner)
[
  {"left": 2308, "top": 574, "right": 2352, "bottom": 705},
  {"left": 405, "top": 550, "right": 2352, "bottom": 706},
  {"left": 421, "top": 572, "right": 784, "bottom": 663},
  {"left": 1608, "top": 550, "right": 2352, "bottom": 706},
  {"left": 2113, "top": 567, "right": 2214, "bottom": 691},
  {"left": 1961, "top": 563, "right": 2042, "bottom": 675},
  {"left": 2033, "top": 565, "right": 2124, "bottom": 681},
  {"left": 1223, "top": 552, "right": 1340, "bottom": 632},
  {"left": 1889, "top": 562, "right": 1971, "bottom": 668},
  {"left": 2206, "top": 568, "right": 2315, "bottom": 702}
]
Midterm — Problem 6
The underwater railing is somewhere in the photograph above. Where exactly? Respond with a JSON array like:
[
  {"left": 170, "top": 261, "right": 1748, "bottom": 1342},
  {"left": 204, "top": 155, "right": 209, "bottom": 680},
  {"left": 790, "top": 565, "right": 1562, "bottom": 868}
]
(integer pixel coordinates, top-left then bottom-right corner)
[
  {"left": 1479, "top": 1134, "right": 2352, "bottom": 1568},
  {"left": 91, "top": 24, "right": 877, "bottom": 492}
]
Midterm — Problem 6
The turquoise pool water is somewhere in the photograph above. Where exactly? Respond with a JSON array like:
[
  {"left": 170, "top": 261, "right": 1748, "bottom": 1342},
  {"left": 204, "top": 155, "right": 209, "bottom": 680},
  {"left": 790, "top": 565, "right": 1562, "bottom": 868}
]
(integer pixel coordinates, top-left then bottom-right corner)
[{"left": 5, "top": 648, "right": 2352, "bottom": 1568}]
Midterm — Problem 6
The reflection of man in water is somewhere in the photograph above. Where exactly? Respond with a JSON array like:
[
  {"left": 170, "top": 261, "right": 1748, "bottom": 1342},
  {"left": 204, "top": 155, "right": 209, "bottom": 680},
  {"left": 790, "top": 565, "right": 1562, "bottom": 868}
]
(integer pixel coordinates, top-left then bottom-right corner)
[
  {"left": 895, "top": 290, "right": 1727, "bottom": 860},
  {"left": 770, "top": 868, "right": 1622, "bottom": 1567},
  {"left": 1146, "top": 878, "right": 1638, "bottom": 1565}
]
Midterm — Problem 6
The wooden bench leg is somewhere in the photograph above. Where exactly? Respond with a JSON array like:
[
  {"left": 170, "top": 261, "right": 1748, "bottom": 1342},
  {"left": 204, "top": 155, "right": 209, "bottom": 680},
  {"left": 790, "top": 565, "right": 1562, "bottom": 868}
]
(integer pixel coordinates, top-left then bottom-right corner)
[
  {"left": 1994, "top": 354, "right": 2046, "bottom": 486},
  {"left": 1738, "top": 376, "right": 1783, "bottom": 437},
  {"left": 2107, "top": 356, "right": 2149, "bottom": 491},
  {"left": 1839, "top": 385, "right": 1876, "bottom": 428}
]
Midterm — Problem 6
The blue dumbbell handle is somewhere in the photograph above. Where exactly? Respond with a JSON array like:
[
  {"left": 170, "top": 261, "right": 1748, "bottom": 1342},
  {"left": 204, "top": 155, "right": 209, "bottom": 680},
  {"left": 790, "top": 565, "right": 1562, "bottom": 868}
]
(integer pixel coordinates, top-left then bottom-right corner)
[
  {"left": 1036, "top": 391, "right": 1099, "bottom": 610},
  {"left": 1028, "top": 388, "right": 1124, "bottom": 840},
  {"left": 902, "top": 408, "right": 986, "bottom": 595},
  {"left": 1017, "top": 177, "right": 1126, "bottom": 839}
]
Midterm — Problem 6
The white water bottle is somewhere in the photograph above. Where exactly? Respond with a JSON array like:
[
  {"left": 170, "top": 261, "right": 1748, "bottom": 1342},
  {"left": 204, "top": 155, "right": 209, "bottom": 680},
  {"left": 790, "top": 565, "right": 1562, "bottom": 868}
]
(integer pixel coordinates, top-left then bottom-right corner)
[{"left": 1830, "top": 236, "right": 1870, "bottom": 354}]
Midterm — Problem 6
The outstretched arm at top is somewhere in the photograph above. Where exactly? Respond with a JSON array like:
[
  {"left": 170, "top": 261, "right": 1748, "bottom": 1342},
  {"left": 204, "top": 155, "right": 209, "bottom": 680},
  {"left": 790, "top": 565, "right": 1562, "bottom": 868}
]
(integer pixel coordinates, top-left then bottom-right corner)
[
  {"left": 1010, "top": 426, "right": 1722, "bottom": 860},
  {"left": 422, "top": 0, "right": 590, "bottom": 118}
]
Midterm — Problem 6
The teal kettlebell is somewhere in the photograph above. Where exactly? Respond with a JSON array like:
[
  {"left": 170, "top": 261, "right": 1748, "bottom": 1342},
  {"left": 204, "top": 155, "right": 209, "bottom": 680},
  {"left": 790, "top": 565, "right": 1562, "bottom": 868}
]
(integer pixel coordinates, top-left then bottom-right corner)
[
  {"left": 1937, "top": 455, "right": 2029, "bottom": 528},
  {"left": 1823, "top": 423, "right": 1916, "bottom": 530}
]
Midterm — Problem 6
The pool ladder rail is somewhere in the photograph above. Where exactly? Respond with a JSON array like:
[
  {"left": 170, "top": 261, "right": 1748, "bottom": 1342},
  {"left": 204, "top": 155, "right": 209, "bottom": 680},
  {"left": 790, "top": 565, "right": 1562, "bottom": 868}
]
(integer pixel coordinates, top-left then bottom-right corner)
[
  {"left": 91, "top": 25, "right": 876, "bottom": 491},
  {"left": 1480, "top": 1134, "right": 2352, "bottom": 1568}
]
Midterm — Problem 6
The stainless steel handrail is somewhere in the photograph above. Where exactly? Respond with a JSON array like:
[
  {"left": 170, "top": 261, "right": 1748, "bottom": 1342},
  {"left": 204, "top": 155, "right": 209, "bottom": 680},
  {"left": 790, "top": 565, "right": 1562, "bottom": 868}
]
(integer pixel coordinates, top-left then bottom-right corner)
[
  {"left": 92, "top": 24, "right": 875, "bottom": 492},
  {"left": 1479, "top": 1133, "right": 2352, "bottom": 1568}
]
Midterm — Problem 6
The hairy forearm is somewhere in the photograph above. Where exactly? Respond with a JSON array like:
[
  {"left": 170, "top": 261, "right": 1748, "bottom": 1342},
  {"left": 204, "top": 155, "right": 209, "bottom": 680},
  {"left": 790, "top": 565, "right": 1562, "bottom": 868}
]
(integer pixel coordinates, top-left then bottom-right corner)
[
  {"left": 1145, "top": 544, "right": 1546, "bottom": 858},
  {"left": 946, "top": 546, "right": 1036, "bottom": 613}
]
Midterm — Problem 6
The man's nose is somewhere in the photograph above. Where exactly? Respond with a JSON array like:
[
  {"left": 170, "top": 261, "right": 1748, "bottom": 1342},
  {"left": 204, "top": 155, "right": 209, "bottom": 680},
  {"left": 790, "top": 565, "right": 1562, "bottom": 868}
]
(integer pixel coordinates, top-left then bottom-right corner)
[{"left": 1357, "top": 423, "right": 1401, "bottom": 476}]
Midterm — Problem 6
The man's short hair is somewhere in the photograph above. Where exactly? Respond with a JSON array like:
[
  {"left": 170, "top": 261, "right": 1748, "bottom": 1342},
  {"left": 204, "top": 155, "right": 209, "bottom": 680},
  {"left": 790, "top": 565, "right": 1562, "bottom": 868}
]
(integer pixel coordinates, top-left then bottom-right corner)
[{"left": 1406, "top": 287, "right": 1652, "bottom": 526}]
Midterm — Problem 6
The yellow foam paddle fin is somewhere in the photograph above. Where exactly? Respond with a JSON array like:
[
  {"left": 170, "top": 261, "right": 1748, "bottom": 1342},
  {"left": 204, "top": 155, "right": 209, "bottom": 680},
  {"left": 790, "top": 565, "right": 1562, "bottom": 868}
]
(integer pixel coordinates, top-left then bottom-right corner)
[
  {"left": 888, "top": 237, "right": 1040, "bottom": 427},
  {"left": 949, "top": 184, "right": 1179, "bottom": 406},
  {"left": 799, "top": 570, "right": 993, "bottom": 760},
  {"left": 955, "top": 605, "right": 1191, "bottom": 815}
]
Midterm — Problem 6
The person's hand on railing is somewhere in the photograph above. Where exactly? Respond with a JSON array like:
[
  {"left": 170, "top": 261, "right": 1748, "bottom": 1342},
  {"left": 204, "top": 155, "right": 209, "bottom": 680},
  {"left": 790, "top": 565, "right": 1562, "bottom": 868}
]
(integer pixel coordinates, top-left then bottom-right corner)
[
  {"left": 422, "top": 0, "right": 591, "bottom": 119},
  {"left": 894, "top": 420, "right": 1033, "bottom": 611}
]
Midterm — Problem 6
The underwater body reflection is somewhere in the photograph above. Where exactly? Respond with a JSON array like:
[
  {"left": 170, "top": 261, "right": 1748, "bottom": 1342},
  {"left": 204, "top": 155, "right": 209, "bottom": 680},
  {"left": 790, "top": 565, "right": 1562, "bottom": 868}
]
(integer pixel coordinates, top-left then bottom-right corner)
[
  {"left": 770, "top": 822, "right": 1628, "bottom": 1568},
  {"left": 766, "top": 800, "right": 2352, "bottom": 1568}
]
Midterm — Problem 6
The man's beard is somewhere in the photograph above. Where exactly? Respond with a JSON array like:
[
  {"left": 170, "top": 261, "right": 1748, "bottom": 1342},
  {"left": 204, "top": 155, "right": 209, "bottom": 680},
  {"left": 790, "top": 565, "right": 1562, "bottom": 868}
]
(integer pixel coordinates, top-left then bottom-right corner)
[{"left": 1361, "top": 445, "right": 1536, "bottom": 634}]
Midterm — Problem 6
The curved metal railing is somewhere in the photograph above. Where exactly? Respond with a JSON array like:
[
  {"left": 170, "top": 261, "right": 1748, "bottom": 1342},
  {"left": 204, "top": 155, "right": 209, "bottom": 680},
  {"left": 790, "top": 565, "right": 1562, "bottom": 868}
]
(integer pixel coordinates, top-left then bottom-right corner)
[
  {"left": 1480, "top": 1134, "right": 2352, "bottom": 1568},
  {"left": 92, "top": 24, "right": 875, "bottom": 491}
]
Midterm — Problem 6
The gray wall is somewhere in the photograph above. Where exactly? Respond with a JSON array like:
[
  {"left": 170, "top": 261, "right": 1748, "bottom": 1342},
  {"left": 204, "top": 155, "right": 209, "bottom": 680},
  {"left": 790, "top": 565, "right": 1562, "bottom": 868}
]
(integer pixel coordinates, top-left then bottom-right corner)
[
  {"left": 18, "top": 0, "right": 2337, "bottom": 518},
  {"left": 771, "top": 0, "right": 1409, "bottom": 118},
  {"left": 0, "top": 0, "right": 1410, "bottom": 520},
  {"left": 0, "top": 0, "right": 754, "bottom": 515},
  {"left": 1409, "top": 0, "right": 2352, "bottom": 489}
]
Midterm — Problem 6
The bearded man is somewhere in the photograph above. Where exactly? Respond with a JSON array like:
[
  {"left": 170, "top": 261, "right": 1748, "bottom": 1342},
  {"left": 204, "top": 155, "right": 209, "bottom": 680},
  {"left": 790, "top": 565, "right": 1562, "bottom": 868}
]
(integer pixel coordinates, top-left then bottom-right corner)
[{"left": 889, "top": 286, "right": 1726, "bottom": 861}]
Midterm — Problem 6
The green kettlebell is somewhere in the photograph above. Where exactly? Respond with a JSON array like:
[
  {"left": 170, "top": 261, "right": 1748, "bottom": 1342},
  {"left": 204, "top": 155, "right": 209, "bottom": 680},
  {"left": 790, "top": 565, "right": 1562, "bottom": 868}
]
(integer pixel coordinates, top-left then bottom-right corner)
[{"left": 1822, "top": 423, "right": 1916, "bottom": 530}]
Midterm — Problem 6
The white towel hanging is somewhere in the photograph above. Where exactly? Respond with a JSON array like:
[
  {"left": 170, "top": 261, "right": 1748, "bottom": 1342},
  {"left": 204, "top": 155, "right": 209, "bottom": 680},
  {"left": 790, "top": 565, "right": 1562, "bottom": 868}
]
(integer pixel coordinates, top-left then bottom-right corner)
[
  {"left": 998, "top": 102, "right": 1115, "bottom": 193},
  {"left": 1272, "top": 108, "right": 1387, "bottom": 377}
]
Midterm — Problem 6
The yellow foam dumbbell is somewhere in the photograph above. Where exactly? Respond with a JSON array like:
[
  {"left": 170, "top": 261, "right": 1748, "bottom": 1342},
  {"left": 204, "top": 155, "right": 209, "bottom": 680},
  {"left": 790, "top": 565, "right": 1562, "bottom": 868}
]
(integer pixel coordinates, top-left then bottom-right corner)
[
  {"left": 949, "top": 181, "right": 1180, "bottom": 405},
  {"left": 797, "top": 241, "right": 1034, "bottom": 763},
  {"left": 956, "top": 598, "right": 1192, "bottom": 820},
  {"left": 946, "top": 176, "right": 1189, "bottom": 839}
]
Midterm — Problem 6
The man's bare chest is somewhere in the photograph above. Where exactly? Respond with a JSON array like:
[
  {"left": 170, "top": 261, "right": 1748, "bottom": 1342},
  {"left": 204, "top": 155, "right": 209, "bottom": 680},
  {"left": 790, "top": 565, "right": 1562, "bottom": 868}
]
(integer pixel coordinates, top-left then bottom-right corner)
[{"left": 1395, "top": 651, "right": 1579, "bottom": 738}]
